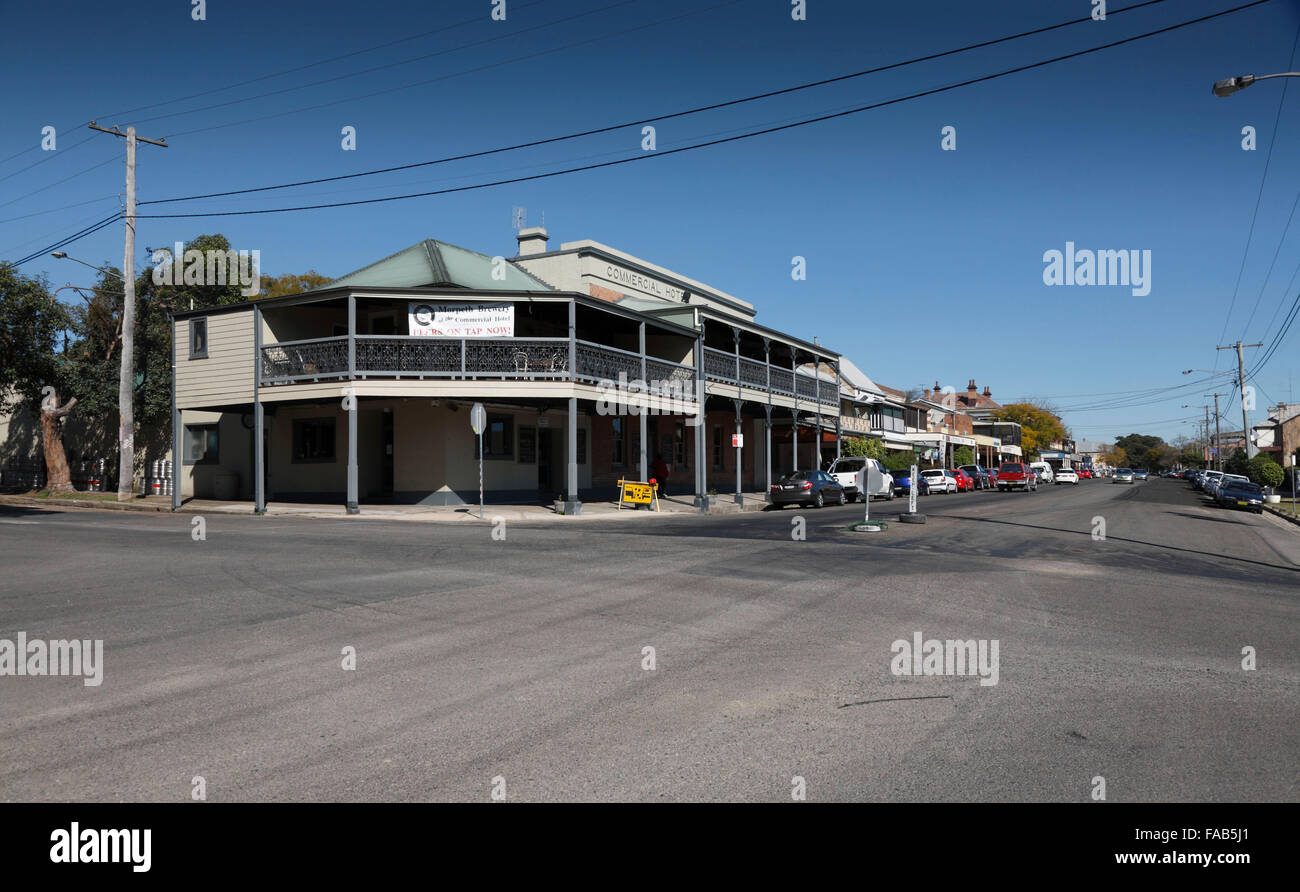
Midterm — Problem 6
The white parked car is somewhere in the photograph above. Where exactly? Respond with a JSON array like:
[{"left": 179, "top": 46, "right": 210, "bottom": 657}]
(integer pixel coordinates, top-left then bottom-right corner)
[
  {"left": 828, "top": 456, "right": 895, "bottom": 502},
  {"left": 920, "top": 468, "right": 958, "bottom": 494},
  {"left": 1054, "top": 468, "right": 1079, "bottom": 485},
  {"left": 1210, "top": 473, "right": 1249, "bottom": 499},
  {"left": 1029, "top": 462, "right": 1055, "bottom": 485}
]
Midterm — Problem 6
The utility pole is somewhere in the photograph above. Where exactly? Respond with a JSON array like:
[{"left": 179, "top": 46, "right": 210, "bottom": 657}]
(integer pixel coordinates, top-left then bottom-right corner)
[
  {"left": 88, "top": 122, "right": 167, "bottom": 501},
  {"left": 1207, "top": 393, "right": 1224, "bottom": 471},
  {"left": 1217, "top": 340, "right": 1262, "bottom": 459}
]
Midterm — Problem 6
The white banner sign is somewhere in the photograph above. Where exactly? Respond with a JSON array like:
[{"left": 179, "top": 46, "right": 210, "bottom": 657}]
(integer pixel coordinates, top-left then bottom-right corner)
[{"left": 408, "top": 302, "right": 514, "bottom": 337}]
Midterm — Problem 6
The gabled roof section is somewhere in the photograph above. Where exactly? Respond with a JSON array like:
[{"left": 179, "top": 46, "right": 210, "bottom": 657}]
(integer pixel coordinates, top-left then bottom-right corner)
[
  {"left": 838, "top": 357, "right": 886, "bottom": 400},
  {"left": 329, "top": 239, "right": 555, "bottom": 292}
]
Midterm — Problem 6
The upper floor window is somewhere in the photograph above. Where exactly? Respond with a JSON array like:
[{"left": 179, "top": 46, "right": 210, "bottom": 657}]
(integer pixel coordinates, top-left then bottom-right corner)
[{"left": 189, "top": 318, "right": 208, "bottom": 359}]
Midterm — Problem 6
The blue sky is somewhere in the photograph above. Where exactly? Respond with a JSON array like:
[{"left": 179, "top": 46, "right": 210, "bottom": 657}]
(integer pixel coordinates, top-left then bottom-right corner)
[{"left": 4, "top": 0, "right": 1300, "bottom": 445}]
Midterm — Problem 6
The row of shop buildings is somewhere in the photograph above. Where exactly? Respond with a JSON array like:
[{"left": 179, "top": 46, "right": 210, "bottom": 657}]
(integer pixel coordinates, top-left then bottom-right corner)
[{"left": 94, "top": 226, "right": 1033, "bottom": 512}]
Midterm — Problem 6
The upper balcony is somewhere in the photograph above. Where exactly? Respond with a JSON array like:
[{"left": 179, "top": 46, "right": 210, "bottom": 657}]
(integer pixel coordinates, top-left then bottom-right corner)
[{"left": 260, "top": 334, "right": 696, "bottom": 397}]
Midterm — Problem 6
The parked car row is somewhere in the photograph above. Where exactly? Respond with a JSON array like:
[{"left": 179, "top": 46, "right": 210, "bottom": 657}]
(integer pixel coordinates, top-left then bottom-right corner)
[
  {"left": 767, "top": 459, "right": 1107, "bottom": 507},
  {"left": 1185, "top": 468, "right": 1264, "bottom": 514}
]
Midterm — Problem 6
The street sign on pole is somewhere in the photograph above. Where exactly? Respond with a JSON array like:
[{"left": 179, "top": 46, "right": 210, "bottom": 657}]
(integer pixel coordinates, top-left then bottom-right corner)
[
  {"left": 470, "top": 402, "right": 486, "bottom": 519},
  {"left": 908, "top": 463, "right": 918, "bottom": 515}
]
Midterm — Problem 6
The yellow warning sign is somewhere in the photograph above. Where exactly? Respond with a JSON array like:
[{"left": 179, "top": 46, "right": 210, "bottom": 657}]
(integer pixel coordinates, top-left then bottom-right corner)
[{"left": 618, "top": 479, "right": 659, "bottom": 510}]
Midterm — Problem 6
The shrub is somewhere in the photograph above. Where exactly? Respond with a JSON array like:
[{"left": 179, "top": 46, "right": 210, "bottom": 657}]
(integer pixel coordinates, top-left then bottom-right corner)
[
  {"left": 842, "top": 437, "right": 885, "bottom": 460},
  {"left": 1247, "top": 455, "right": 1284, "bottom": 489}
]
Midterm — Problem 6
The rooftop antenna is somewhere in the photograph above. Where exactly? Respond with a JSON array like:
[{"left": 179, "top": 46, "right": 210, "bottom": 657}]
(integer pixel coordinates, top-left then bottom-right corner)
[{"left": 511, "top": 206, "right": 526, "bottom": 230}]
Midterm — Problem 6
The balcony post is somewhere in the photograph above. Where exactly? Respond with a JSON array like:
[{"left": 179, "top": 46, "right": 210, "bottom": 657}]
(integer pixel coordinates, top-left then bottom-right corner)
[
  {"left": 733, "top": 398, "right": 743, "bottom": 506},
  {"left": 764, "top": 403, "right": 773, "bottom": 503},
  {"left": 346, "top": 396, "right": 359, "bottom": 515},
  {"left": 791, "top": 350, "right": 798, "bottom": 472},
  {"left": 733, "top": 327, "right": 740, "bottom": 387},
  {"left": 347, "top": 295, "right": 355, "bottom": 380},
  {"left": 254, "top": 303, "right": 265, "bottom": 513},
  {"left": 834, "top": 360, "right": 842, "bottom": 460},
  {"left": 568, "top": 300, "right": 576, "bottom": 383},
  {"left": 639, "top": 321, "right": 648, "bottom": 485},
  {"left": 565, "top": 396, "right": 582, "bottom": 515},
  {"left": 693, "top": 325, "right": 707, "bottom": 510}
]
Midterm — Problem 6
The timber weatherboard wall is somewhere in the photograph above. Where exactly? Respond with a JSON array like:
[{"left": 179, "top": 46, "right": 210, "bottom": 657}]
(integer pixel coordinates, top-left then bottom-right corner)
[{"left": 174, "top": 313, "right": 256, "bottom": 409}]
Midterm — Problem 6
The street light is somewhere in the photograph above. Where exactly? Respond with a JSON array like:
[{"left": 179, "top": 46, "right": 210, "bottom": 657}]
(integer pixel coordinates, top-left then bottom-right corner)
[
  {"left": 1212, "top": 72, "right": 1300, "bottom": 97},
  {"left": 51, "top": 252, "right": 125, "bottom": 282}
]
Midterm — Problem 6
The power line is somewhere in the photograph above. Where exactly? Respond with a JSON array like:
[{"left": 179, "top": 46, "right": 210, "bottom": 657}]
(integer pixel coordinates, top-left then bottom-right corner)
[
  {"left": 136, "top": 0, "right": 1270, "bottom": 220},
  {"left": 0, "top": 194, "right": 119, "bottom": 226},
  {"left": 0, "top": 2, "right": 552, "bottom": 170},
  {"left": 92, "top": 0, "right": 551, "bottom": 123},
  {"left": 130, "top": 0, "right": 640, "bottom": 130},
  {"left": 157, "top": 0, "right": 749, "bottom": 140},
  {"left": 0, "top": 154, "right": 121, "bottom": 212},
  {"left": 11, "top": 213, "right": 122, "bottom": 268},
  {"left": 143, "top": 0, "right": 1172, "bottom": 207},
  {"left": 1217, "top": 18, "right": 1300, "bottom": 352}
]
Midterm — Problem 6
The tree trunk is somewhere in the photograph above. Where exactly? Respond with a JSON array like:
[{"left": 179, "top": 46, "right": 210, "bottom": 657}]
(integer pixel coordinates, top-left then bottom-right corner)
[{"left": 39, "top": 392, "right": 78, "bottom": 493}]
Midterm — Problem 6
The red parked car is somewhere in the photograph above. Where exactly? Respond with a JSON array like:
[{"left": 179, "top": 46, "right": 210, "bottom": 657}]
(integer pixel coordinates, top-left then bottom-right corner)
[
  {"left": 949, "top": 469, "right": 975, "bottom": 492},
  {"left": 1077, "top": 468, "right": 1092, "bottom": 479},
  {"left": 996, "top": 461, "right": 1038, "bottom": 492}
]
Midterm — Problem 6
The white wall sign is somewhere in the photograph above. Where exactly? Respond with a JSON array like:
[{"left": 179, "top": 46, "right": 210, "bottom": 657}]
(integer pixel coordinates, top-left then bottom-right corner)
[{"left": 409, "top": 302, "right": 514, "bottom": 337}]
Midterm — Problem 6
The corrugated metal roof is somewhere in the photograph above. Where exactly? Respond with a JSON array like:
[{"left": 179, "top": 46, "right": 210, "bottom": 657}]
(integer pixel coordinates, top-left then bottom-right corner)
[{"left": 328, "top": 240, "right": 555, "bottom": 292}]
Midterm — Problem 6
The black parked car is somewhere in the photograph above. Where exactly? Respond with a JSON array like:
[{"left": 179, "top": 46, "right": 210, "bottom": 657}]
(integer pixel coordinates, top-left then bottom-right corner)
[
  {"left": 958, "top": 464, "right": 991, "bottom": 490},
  {"left": 768, "top": 470, "right": 846, "bottom": 509}
]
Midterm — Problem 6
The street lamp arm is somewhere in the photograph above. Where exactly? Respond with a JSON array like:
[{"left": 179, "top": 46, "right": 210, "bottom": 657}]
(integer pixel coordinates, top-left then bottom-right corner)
[{"left": 1213, "top": 72, "right": 1300, "bottom": 97}]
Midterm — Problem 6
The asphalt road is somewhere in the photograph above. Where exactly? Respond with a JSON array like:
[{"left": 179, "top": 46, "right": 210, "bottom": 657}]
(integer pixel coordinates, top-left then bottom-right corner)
[{"left": 1, "top": 478, "right": 1297, "bottom": 802}]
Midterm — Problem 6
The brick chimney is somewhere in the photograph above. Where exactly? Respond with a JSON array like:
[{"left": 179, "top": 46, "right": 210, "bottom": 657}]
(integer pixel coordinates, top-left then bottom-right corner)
[
  {"left": 967, "top": 379, "right": 978, "bottom": 399},
  {"left": 983, "top": 386, "right": 992, "bottom": 397},
  {"left": 515, "top": 226, "right": 550, "bottom": 257}
]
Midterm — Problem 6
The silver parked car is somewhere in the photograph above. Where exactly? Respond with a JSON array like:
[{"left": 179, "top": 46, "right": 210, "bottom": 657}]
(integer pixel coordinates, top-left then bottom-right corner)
[{"left": 1113, "top": 468, "right": 1135, "bottom": 484}]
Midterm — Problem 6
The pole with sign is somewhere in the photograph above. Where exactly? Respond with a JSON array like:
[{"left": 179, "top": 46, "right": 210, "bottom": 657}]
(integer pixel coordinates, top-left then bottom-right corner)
[
  {"left": 470, "top": 402, "right": 486, "bottom": 519},
  {"left": 908, "top": 463, "right": 918, "bottom": 515},
  {"left": 863, "top": 461, "right": 871, "bottom": 524}
]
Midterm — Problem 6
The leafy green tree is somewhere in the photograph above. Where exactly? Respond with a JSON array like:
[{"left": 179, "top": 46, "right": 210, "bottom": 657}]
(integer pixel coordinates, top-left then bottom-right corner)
[
  {"left": 0, "top": 263, "right": 75, "bottom": 489},
  {"left": 884, "top": 451, "right": 918, "bottom": 473},
  {"left": 994, "top": 403, "right": 1067, "bottom": 459},
  {"left": 259, "top": 270, "right": 332, "bottom": 297},
  {"left": 1115, "top": 433, "right": 1165, "bottom": 463},
  {"left": 953, "top": 445, "right": 974, "bottom": 465},
  {"left": 1246, "top": 455, "right": 1284, "bottom": 489},
  {"left": 1224, "top": 448, "right": 1249, "bottom": 476},
  {"left": 842, "top": 436, "right": 884, "bottom": 460}
]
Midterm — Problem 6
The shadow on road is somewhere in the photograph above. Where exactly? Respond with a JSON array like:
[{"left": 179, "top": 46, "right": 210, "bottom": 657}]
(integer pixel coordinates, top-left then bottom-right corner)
[{"left": 924, "top": 512, "right": 1300, "bottom": 575}]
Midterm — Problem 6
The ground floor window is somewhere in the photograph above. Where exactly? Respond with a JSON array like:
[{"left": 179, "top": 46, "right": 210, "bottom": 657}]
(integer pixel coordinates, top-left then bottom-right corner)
[
  {"left": 712, "top": 426, "right": 724, "bottom": 471},
  {"left": 518, "top": 426, "right": 536, "bottom": 463},
  {"left": 674, "top": 421, "right": 687, "bottom": 469},
  {"left": 183, "top": 423, "right": 219, "bottom": 465},
  {"left": 577, "top": 428, "right": 587, "bottom": 464},
  {"left": 482, "top": 414, "right": 513, "bottom": 459},
  {"left": 611, "top": 418, "right": 625, "bottom": 466},
  {"left": 293, "top": 418, "right": 336, "bottom": 462}
]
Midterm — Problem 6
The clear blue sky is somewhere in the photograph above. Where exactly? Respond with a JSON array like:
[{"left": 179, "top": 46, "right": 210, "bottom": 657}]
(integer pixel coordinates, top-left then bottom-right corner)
[{"left": 4, "top": 0, "right": 1300, "bottom": 446}]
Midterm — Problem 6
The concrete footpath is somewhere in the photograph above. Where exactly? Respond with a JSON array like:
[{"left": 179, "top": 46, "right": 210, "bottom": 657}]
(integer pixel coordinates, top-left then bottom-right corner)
[{"left": 0, "top": 490, "right": 779, "bottom": 522}]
